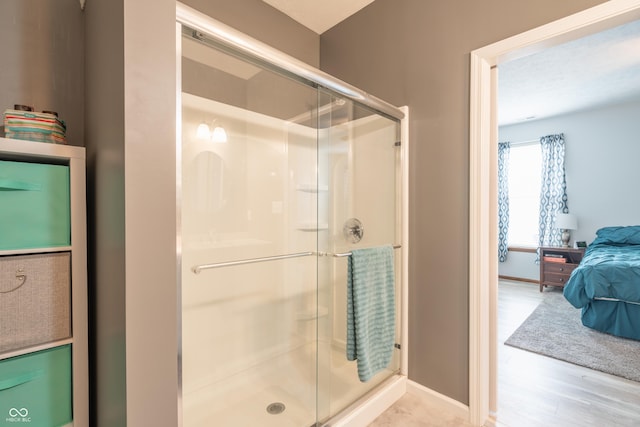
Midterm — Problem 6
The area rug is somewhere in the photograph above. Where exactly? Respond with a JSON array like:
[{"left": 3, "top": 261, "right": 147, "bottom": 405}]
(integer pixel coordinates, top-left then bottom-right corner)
[{"left": 504, "top": 291, "right": 640, "bottom": 382}]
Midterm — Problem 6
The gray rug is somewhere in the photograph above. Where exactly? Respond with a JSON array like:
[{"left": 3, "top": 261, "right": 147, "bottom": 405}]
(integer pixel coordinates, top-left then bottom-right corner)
[{"left": 504, "top": 291, "right": 640, "bottom": 382}]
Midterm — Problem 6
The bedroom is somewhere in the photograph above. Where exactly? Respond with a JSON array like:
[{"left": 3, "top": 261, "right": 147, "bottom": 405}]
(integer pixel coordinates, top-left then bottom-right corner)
[
  {"left": 498, "top": 98, "right": 640, "bottom": 281},
  {"left": 493, "top": 17, "right": 640, "bottom": 425}
]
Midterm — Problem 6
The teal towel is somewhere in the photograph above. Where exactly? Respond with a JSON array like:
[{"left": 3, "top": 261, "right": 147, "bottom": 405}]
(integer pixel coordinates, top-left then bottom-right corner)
[{"left": 347, "top": 245, "right": 396, "bottom": 382}]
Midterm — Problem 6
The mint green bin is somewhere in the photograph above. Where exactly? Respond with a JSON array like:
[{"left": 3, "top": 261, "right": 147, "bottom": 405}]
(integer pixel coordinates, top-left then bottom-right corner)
[
  {"left": 0, "top": 345, "right": 72, "bottom": 427},
  {"left": 0, "top": 160, "right": 70, "bottom": 250}
]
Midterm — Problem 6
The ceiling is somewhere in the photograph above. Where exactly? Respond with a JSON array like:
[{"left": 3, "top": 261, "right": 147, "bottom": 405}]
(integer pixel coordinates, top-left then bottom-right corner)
[
  {"left": 261, "top": 0, "right": 374, "bottom": 34},
  {"left": 499, "top": 19, "right": 640, "bottom": 126},
  {"left": 260, "top": 1, "right": 640, "bottom": 126}
]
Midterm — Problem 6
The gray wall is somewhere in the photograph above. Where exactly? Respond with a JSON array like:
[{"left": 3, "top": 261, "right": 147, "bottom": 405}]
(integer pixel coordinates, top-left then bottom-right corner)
[
  {"left": 0, "top": 0, "right": 84, "bottom": 146},
  {"left": 85, "top": 0, "right": 319, "bottom": 425},
  {"left": 320, "top": 0, "right": 606, "bottom": 404},
  {"left": 84, "top": 0, "right": 128, "bottom": 425},
  {"left": 499, "top": 98, "right": 640, "bottom": 280}
]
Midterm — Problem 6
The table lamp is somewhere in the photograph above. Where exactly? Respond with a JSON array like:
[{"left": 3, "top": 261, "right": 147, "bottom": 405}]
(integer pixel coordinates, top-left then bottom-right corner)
[{"left": 554, "top": 212, "right": 578, "bottom": 248}]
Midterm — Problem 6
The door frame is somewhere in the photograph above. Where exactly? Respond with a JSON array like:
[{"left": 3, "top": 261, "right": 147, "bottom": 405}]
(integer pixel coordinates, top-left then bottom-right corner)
[{"left": 468, "top": 1, "right": 640, "bottom": 425}]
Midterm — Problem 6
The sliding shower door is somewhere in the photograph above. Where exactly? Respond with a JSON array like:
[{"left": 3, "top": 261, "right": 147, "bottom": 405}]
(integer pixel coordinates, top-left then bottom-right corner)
[
  {"left": 180, "top": 27, "right": 321, "bottom": 427},
  {"left": 179, "top": 22, "right": 402, "bottom": 427},
  {"left": 316, "top": 92, "right": 402, "bottom": 423}
]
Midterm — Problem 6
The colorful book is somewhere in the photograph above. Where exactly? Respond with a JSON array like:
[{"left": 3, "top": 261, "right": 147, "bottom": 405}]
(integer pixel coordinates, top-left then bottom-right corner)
[{"left": 4, "top": 109, "right": 67, "bottom": 144}]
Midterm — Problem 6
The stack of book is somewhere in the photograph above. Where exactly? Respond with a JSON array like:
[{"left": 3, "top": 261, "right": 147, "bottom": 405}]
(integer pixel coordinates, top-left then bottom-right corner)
[
  {"left": 3, "top": 109, "right": 67, "bottom": 144},
  {"left": 543, "top": 253, "right": 567, "bottom": 263}
]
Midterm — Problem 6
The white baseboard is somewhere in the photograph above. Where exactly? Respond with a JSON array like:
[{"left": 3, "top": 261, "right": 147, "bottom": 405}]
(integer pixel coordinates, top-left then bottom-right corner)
[
  {"left": 331, "top": 375, "right": 407, "bottom": 427},
  {"left": 406, "top": 380, "right": 470, "bottom": 421},
  {"left": 484, "top": 415, "right": 498, "bottom": 427}
]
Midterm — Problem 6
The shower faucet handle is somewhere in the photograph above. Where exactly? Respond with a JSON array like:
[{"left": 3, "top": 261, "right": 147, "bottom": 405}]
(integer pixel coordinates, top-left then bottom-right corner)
[{"left": 343, "top": 218, "right": 364, "bottom": 243}]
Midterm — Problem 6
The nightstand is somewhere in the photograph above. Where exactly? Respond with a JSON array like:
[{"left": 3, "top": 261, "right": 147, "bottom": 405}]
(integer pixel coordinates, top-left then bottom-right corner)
[{"left": 539, "top": 246, "right": 585, "bottom": 292}]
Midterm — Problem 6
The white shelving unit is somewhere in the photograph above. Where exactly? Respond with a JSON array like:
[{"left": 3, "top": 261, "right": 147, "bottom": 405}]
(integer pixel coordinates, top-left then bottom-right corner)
[{"left": 0, "top": 137, "right": 88, "bottom": 426}]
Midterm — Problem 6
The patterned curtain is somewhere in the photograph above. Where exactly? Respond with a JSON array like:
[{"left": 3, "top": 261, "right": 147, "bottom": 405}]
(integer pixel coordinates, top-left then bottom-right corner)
[
  {"left": 498, "top": 142, "right": 510, "bottom": 262},
  {"left": 538, "top": 134, "right": 568, "bottom": 249}
]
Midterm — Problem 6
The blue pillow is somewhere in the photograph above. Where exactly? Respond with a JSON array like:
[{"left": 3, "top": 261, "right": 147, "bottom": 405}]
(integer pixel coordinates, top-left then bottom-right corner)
[{"left": 591, "top": 226, "right": 640, "bottom": 246}]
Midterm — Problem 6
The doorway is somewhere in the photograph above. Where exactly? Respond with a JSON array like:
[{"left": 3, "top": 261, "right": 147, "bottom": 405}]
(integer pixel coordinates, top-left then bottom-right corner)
[{"left": 469, "top": 1, "right": 640, "bottom": 425}]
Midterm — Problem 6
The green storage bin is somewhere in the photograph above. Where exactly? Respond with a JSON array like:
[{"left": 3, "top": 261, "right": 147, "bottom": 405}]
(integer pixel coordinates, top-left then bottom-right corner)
[
  {"left": 0, "top": 160, "right": 70, "bottom": 250},
  {"left": 0, "top": 345, "right": 72, "bottom": 427}
]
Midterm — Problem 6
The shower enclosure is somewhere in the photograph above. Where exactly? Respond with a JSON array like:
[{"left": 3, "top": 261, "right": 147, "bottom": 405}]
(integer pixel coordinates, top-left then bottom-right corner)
[{"left": 177, "top": 4, "right": 406, "bottom": 426}]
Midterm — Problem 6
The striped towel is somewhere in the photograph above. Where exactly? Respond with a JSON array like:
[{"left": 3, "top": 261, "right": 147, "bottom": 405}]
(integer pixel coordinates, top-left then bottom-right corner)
[{"left": 347, "top": 245, "right": 396, "bottom": 382}]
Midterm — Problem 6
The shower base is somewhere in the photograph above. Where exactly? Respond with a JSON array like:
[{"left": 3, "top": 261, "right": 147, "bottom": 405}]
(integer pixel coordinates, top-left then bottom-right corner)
[
  {"left": 181, "top": 341, "right": 397, "bottom": 426},
  {"left": 193, "top": 384, "right": 313, "bottom": 427}
]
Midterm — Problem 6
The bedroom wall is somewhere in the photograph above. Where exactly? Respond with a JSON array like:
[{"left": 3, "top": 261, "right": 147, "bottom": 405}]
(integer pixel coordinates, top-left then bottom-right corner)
[
  {"left": 498, "top": 250, "right": 539, "bottom": 281},
  {"left": 499, "top": 97, "right": 640, "bottom": 280}
]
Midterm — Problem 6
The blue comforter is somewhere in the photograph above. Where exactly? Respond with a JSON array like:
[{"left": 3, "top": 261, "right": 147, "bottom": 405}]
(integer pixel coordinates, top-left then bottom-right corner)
[
  {"left": 563, "top": 226, "right": 640, "bottom": 340},
  {"left": 563, "top": 243, "right": 640, "bottom": 307}
]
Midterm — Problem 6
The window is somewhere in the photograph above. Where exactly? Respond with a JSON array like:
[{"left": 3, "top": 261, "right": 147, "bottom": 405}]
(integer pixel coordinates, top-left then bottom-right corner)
[{"left": 507, "top": 143, "right": 541, "bottom": 247}]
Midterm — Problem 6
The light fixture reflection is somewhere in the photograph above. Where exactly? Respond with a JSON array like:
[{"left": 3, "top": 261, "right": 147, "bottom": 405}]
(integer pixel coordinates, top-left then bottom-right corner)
[
  {"left": 196, "top": 122, "right": 211, "bottom": 139},
  {"left": 196, "top": 121, "right": 228, "bottom": 143},
  {"left": 211, "top": 126, "right": 228, "bottom": 143}
]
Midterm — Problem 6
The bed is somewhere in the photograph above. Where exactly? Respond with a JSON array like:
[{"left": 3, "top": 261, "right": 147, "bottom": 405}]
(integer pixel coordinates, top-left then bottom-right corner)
[{"left": 563, "top": 225, "right": 640, "bottom": 341}]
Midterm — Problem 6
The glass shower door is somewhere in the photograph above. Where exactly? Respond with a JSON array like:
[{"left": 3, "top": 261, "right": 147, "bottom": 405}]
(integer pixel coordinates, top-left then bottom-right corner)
[
  {"left": 179, "top": 27, "right": 321, "bottom": 427},
  {"left": 316, "top": 91, "right": 402, "bottom": 423},
  {"left": 179, "top": 23, "right": 402, "bottom": 427}
]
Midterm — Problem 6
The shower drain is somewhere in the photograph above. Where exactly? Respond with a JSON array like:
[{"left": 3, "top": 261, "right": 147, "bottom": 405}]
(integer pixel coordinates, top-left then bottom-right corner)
[{"left": 266, "top": 402, "right": 286, "bottom": 415}]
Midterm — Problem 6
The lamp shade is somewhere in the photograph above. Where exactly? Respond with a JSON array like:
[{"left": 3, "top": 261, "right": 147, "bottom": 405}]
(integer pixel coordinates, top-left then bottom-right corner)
[{"left": 554, "top": 212, "right": 578, "bottom": 230}]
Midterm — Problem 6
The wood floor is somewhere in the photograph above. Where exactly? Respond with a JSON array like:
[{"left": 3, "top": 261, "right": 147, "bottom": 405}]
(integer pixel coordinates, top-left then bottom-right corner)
[
  {"left": 370, "top": 280, "right": 640, "bottom": 426},
  {"left": 496, "top": 280, "right": 640, "bottom": 427}
]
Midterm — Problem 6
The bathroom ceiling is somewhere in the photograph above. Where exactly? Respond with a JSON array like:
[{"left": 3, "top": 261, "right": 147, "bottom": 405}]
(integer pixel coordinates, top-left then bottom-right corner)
[
  {"left": 261, "top": 0, "right": 375, "bottom": 34},
  {"left": 498, "top": 19, "right": 640, "bottom": 126}
]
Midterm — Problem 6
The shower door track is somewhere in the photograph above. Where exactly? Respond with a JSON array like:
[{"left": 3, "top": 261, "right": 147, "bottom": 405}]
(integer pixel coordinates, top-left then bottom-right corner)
[{"left": 192, "top": 245, "right": 402, "bottom": 273}]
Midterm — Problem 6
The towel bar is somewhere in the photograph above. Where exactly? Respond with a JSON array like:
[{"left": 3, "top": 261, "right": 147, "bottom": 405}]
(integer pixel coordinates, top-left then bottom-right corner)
[
  {"left": 192, "top": 251, "right": 314, "bottom": 274},
  {"left": 191, "top": 244, "right": 402, "bottom": 273},
  {"left": 319, "top": 244, "right": 402, "bottom": 258}
]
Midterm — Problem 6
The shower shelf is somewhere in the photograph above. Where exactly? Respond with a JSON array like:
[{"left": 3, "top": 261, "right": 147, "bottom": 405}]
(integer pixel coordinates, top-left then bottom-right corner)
[
  {"left": 296, "top": 222, "right": 328, "bottom": 231},
  {"left": 295, "top": 183, "right": 328, "bottom": 193},
  {"left": 296, "top": 305, "right": 329, "bottom": 320}
]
